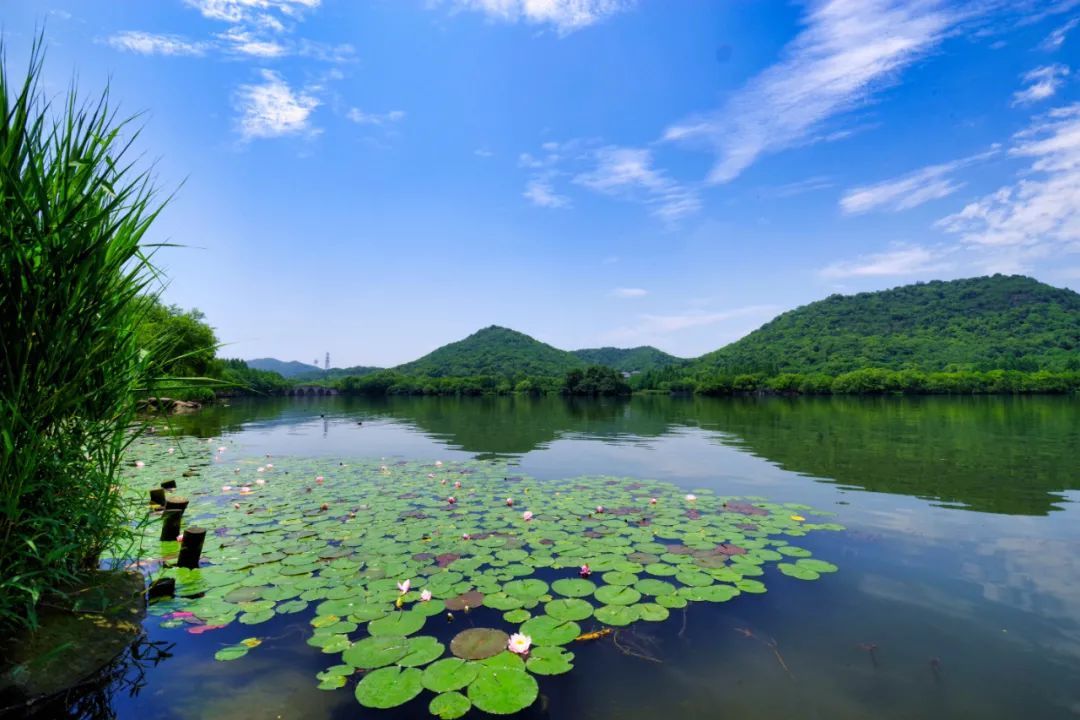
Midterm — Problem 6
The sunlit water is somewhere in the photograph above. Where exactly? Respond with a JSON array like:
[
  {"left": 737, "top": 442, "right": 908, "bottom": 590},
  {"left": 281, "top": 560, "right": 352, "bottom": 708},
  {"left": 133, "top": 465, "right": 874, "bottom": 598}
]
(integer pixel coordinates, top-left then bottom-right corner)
[{"left": 58, "top": 396, "right": 1080, "bottom": 719}]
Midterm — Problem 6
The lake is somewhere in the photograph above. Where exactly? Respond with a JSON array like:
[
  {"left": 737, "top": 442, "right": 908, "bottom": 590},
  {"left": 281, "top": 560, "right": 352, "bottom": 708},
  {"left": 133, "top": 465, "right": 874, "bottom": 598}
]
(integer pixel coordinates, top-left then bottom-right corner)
[{"left": 64, "top": 395, "right": 1080, "bottom": 719}]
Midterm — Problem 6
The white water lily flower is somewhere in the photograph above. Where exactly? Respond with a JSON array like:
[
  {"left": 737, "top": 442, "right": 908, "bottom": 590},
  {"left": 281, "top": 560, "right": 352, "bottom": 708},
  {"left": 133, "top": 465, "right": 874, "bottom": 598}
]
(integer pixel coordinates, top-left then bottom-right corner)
[{"left": 508, "top": 633, "right": 532, "bottom": 655}]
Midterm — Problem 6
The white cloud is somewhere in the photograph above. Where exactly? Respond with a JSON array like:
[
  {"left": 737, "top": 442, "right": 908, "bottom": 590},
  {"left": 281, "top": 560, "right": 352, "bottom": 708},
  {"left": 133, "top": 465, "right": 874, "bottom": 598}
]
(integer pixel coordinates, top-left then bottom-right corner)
[
  {"left": 1012, "top": 64, "right": 1071, "bottom": 106},
  {"left": 1041, "top": 16, "right": 1079, "bottom": 50},
  {"left": 611, "top": 287, "right": 648, "bottom": 298},
  {"left": 766, "top": 175, "right": 835, "bottom": 198},
  {"left": 937, "top": 103, "right": 1080, "bottom": 253},
  {"left": 523, "top": 178, "right": 570, "bottom": 208},
  {"left": 474, "top": 148, "right": 494, "bottom": 158},
  {"left": 218, "top": 27, "right": 287, "bottom": 56},
  {"left": 107, "top": 31, "right": 208, "bottom": 56},
  {"left": 820, "top": 245, "right": 953, "bottom": 278},
  {"left": 663, "top": 0, "right": 959, "bottom": 183},
  {"left": 840, "top": 148, "right": 998, "bottom": 214},
  {"left": 184, "top": 0, "right": 320, "bottom": 23},
  {"left": 602, "top": 305, "right": 779, "bottom": 345},
  {"left": 441, "top": 0, "right": 631, "bottom": 34},
  {"left": 235, "top": 70, "right": 320, "bottom": 140},
  {"left": 346, "top": 109, "right": 406, "bottom": 125},
  {"left": 573, "top": 146, "right": 701, "bottom": 221}
]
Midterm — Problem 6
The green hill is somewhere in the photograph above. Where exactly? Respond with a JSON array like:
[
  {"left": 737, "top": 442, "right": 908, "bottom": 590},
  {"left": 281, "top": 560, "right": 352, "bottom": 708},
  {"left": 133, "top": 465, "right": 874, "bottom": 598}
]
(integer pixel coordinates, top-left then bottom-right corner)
[
  {"left": 695, "top": 275, "right": 1080, "bottom": 374},
  {"left": 571, "top": 346, "right": 686, "bottom": 372},
  {"left": 246, "top": 358, "right": 324, "bottom": 377},
  {"left": 393, "top": 326, "right": 583, "bottom": 378}
]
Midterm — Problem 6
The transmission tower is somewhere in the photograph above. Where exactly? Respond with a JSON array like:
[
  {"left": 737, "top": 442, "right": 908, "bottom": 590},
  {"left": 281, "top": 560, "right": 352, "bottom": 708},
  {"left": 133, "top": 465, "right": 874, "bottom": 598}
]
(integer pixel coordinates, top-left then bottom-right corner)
[{"left": 325, "top": 352, "right": 330, "bottom": 370}]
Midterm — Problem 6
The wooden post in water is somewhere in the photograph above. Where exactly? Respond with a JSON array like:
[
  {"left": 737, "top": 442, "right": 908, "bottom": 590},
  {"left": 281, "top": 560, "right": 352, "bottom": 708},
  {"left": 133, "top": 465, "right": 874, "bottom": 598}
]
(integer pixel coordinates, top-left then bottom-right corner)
[
  {"left": 161, "top": 479, "right": 177, "bottom": 490},
  {"left": 149, "top": 487, "right": 167, "bottom": 506},
  {"left": 164, "top": 496, "right": 188, "bottom": 512},
  {"left": 177, "top": 527, "right": 206, "bottom": 569},
  {"left": 161, "top": 509, "right": 183, "bottom": 541}
]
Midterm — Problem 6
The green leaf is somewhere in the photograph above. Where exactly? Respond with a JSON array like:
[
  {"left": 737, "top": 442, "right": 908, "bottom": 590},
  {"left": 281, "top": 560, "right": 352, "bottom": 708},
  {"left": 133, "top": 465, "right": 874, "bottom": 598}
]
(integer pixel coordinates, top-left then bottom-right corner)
[
  {"left": 341, "top": 635, "right": 410, "bottom": 669},
  {"left": 467, "top": 666, "right": 539, "bottom": 715},
  {"left": 543, "top": 598, "right": 594, "bottom": 622},
  {"left": 519, "top": 616, "right": 580, "bottom": 646},
  {"left": 429, "top": 691, "right": 471, "bottom": 719},
  {"left": 422, "top": 658, "right": 478, "bottom": 693},
  {"left": 449, "top": 628, "right": 510, "bottom": 660},
  {"left": 354, "top": 666, "right": 423, "bottom": 709},
  {"left": 398, "top": 635, "right": 445, "bottom": 667},
  {"left": 525, "top": 646, "right": 574, "bottom": 675},
  {"left": 368, "top": 610, "right": 427, "bottom": 636},
  {"left": 550, "top": 578, "right": 596, "bottom": 598}
]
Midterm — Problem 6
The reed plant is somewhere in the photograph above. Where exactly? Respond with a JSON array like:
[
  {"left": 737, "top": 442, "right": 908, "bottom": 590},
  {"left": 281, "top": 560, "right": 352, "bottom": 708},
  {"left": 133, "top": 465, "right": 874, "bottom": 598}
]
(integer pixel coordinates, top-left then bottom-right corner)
[{"left": 0, "top": 40, "right": 166, "bottom": 629}]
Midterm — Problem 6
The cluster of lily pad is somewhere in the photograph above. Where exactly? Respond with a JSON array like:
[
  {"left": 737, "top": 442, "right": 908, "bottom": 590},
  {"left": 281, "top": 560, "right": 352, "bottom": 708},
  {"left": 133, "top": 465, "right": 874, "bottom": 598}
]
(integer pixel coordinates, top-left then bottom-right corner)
[{"left": 126, "top": 437, "right": 842, "bottom": 717}]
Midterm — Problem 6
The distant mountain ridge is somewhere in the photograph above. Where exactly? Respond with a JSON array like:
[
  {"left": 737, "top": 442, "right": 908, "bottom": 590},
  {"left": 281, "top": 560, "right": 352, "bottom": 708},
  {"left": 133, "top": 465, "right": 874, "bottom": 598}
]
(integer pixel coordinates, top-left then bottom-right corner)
[
  {"left": 694, "top": 275, "right": 1080, "bottom": 374},
  {"left": 571, "top": 346, "right": 686, "bottom": 372},
  {"left": 250, "top": 276, "right": 1079, "bottom": 381},
  {"left": 392, "top": 326, "right": 582, "bottom": 378},
  {"left": 246, "top": 358, "right": 324, "bottom": 377}
]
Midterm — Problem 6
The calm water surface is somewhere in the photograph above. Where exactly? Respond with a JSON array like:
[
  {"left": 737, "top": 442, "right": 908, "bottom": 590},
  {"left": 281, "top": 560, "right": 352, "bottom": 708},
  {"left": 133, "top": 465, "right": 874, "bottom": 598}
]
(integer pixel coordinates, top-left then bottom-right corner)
[{"left": 85, "top": 396, "right": 1080, "bottom": 718}]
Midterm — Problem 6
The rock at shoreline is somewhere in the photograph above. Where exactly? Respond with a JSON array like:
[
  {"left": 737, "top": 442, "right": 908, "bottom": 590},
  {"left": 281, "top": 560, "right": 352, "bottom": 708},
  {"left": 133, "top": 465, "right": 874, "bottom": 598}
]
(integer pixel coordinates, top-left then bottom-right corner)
[{"left": 138, "top": 397, "right": 201, "bottom": 414}]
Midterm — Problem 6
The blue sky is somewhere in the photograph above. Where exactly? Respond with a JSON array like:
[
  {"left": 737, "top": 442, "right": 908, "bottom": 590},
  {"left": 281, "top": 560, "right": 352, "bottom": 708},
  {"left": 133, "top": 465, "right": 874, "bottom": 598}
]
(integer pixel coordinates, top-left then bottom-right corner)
[{"left": 4, "top": 0, "right": 1079, "bottom": 366}]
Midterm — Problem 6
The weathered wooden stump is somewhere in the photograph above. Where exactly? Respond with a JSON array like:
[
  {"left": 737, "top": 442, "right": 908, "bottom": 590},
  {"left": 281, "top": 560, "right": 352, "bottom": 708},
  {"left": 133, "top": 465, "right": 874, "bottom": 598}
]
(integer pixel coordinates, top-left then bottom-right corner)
[
  {"left": 149, "top": 487, "right": 167, "bottom": 507},
  {"left": 147, "top": 577, "right": 175, "bottom": 600},
  {"left": 177, "top": 527, "right": 206, "bottom": 569},
  {"left": 160, "top": 479, "right": 177, "bottom": 490},
  {"left": 160, "top": 509, "right": 183, "bottom": 541},
  {"left": 164, "top": 495, "right": 188, "bottom": 512}
]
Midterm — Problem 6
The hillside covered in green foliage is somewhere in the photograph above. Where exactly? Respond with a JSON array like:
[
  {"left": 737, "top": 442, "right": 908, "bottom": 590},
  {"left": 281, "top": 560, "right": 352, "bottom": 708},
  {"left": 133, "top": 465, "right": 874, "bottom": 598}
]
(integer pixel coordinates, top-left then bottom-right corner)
[
  {"left": 392, "top": 326, "right": 583, "bottom": 378},
  {"left": 571, "top": 346, "right": 686, "bottom": 372},
  {"left": 694, "top": 275, "right": 1080, "bottom": 375},
  {"left": 247, "top": 357, "right": 323, "bottom": 377}
]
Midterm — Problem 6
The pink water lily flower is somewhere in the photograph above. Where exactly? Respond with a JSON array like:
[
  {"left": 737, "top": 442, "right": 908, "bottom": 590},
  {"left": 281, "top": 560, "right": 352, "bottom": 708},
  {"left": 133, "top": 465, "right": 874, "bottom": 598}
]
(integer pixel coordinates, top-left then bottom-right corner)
[
  {"left": 266, "top": 463, "right": 273, "bottom": 469},
  {"left": 218, "top": 446, "right": 226, "bottom": 453},
  {"left": 222, "top": 485, "right": 232, "bottom": 491},
  {"left": 508, "top": 633, "right": 532, "bottom": 655},
  {"left": 506, "top": 498, "right": 514, "bottom": 507},
  {"left": 167, "top": 448, "right": 175, "bottom": 454},
  {"left": 240, "top": 486, "right": 252, "bottom": 494},
  {"left": 316, "top": 476, "right": 324, "bottom": 483},
  {"left": 435, "top": 461, "right": 443, "bottom": 467},
  {"left": 595, "top": 505, "right": 604, "bottom": 514},
  {"left": 579, "top": 564, "right": 591, "bottom": 577},
  {"left": 134, "top": 461, "right": 145, "bottom": 468},
  {"left": 523, "top": 511, "right": 534, "bottom": 521},
  {"left": 420, "top": 589, "right": 432, "bottom": 602},
  {"left": 462, "top": 533, "right": 471, "bottom": 540},
  {"left": 255, "top": 478, "right": 266, "bottom": 485},
  {"left": 176, "top": 533, "right": 184, "bottom": 543},
  {"left": 447, "top": 496, "right": 456, "bottom": 504},
  {"left": 397, "top": 579, "right": 411, "bottom": 594},
  {"left": 454, "top": 481, "right": 461, "bottom": 489}
]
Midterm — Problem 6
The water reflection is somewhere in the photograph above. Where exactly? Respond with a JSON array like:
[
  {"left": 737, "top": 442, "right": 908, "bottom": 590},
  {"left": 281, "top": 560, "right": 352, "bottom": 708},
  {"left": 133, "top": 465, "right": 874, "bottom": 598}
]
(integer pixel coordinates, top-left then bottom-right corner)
[{"left": 167, "top": 395, "right": 1079, "bottom": 515}]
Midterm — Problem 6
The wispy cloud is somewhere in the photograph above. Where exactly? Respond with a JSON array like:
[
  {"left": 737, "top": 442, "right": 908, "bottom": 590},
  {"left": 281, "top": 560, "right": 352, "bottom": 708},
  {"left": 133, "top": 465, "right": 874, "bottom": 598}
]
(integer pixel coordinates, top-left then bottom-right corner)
[
  {"left": 764, "top": 175, "right": 835, "bottom": 198},
  {"left": 611, "top": 287, "right": 648, "bottom": 298},
  {"left": 523, "top": 178, "right": 570, "bottom": 208},
  {"left": 439, "top": 0, "right": 632, "bottom": 34},
  {"left": 1041, "top": 16, "right": 1079, "bottom": 50},
  {"left": 602, "top": 305, "right": 779, "bottom": 345},
  {"left": 663, "top": 0, "right": 959, "bottom": 183},
  {"left": 218, "top": 27, "right": 287, "bottom": 57},
  {"left": 840, "top": 148, "right": 998, "bottom": 214},
  {"left": 573, "top": 146, "right": 701, "bottom": 222},
  {"left": 474, "top": 148, "right": 494, "bottom": 158},
  {"left": 183, "top": 0, "right": 321, "bottom": 23},
  {"left": 1012, "top": 64, "right": 1071, "bottom": 106},
  {"left": 937, "top": 103, "right": 1080, "bottom": 252},
  {"left": 346, "top": 109, "right": 406, "bottom": 125},
  {"left": 234, "top": 69, "right": 320, "bottom": 140},
  {"left": 107, "top": 31, "right": 208, "bottom": 56},
  {"left": 820, "top": 245, "right": 953, "bottom": 278}
]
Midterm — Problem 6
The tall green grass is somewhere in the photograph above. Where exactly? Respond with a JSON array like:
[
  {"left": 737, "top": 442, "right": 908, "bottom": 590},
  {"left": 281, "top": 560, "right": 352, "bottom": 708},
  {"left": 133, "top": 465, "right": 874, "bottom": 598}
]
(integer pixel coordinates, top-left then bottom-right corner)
[{"left": 0, "top": 40, "right": 165, "bottom": 629}]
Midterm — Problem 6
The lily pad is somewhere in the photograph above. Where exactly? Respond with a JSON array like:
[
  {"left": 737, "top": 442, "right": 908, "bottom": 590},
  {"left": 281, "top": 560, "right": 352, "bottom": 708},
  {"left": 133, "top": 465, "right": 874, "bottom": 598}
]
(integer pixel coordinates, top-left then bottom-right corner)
[
  {"left": 368, "top": 610, "right": 427, "bottom": 637},
  {"left": 398, "top": 635, "right": 446, "bottom": 667},
  {"left": 444, "top": 590, "right": 485, "bottom": 611},
  {"left": 595, "top": 604, "right": 639, "bottom": 626},
  {"left": 429, "top": 691, "right": 471, "bottom": 719},
  {"left": 594, "top": 585, "right": 641, "bottom": 606},
  {"left": 550, "top": 578, "right": 596, "bottom": 598},
  {"left": 422, "top": 658, "right": 478, "bottom": 693},
  {"left": 519, "top": 616, "right": 580, "bottom": 646},
  {"left": 354, "top": 666, "right": 423, "bottom": 709},
  {"left": 449, "top": 628, "right": 510, "bottom": 660},
  {"left": 342, "top": 635, "right": 410, "bottom": 669},
  {"left": 467, "top": 665, "right": 539, "bottom": 715},
  {"left": 525, "top": 646, "right": 574, "bottom": 676},
  {"left": 544, "top": 598, "right": 594, "bottom": 622}
]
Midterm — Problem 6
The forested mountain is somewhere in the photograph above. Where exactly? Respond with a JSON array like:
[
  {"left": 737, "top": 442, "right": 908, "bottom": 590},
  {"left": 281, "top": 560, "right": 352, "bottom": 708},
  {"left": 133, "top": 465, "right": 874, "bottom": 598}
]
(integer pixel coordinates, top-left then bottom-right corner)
[
  {"left": 392, "top": 326, "right": 583, "bottom": 378},
  {"left": 246, "top": 358, "right": 324, "bottom": 377},
  {"left": 694, "top": 275, "right": 1080, "bottom": 374},
  {"left": 571, "top": 346, "right": 686, "bottom": 372}
]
